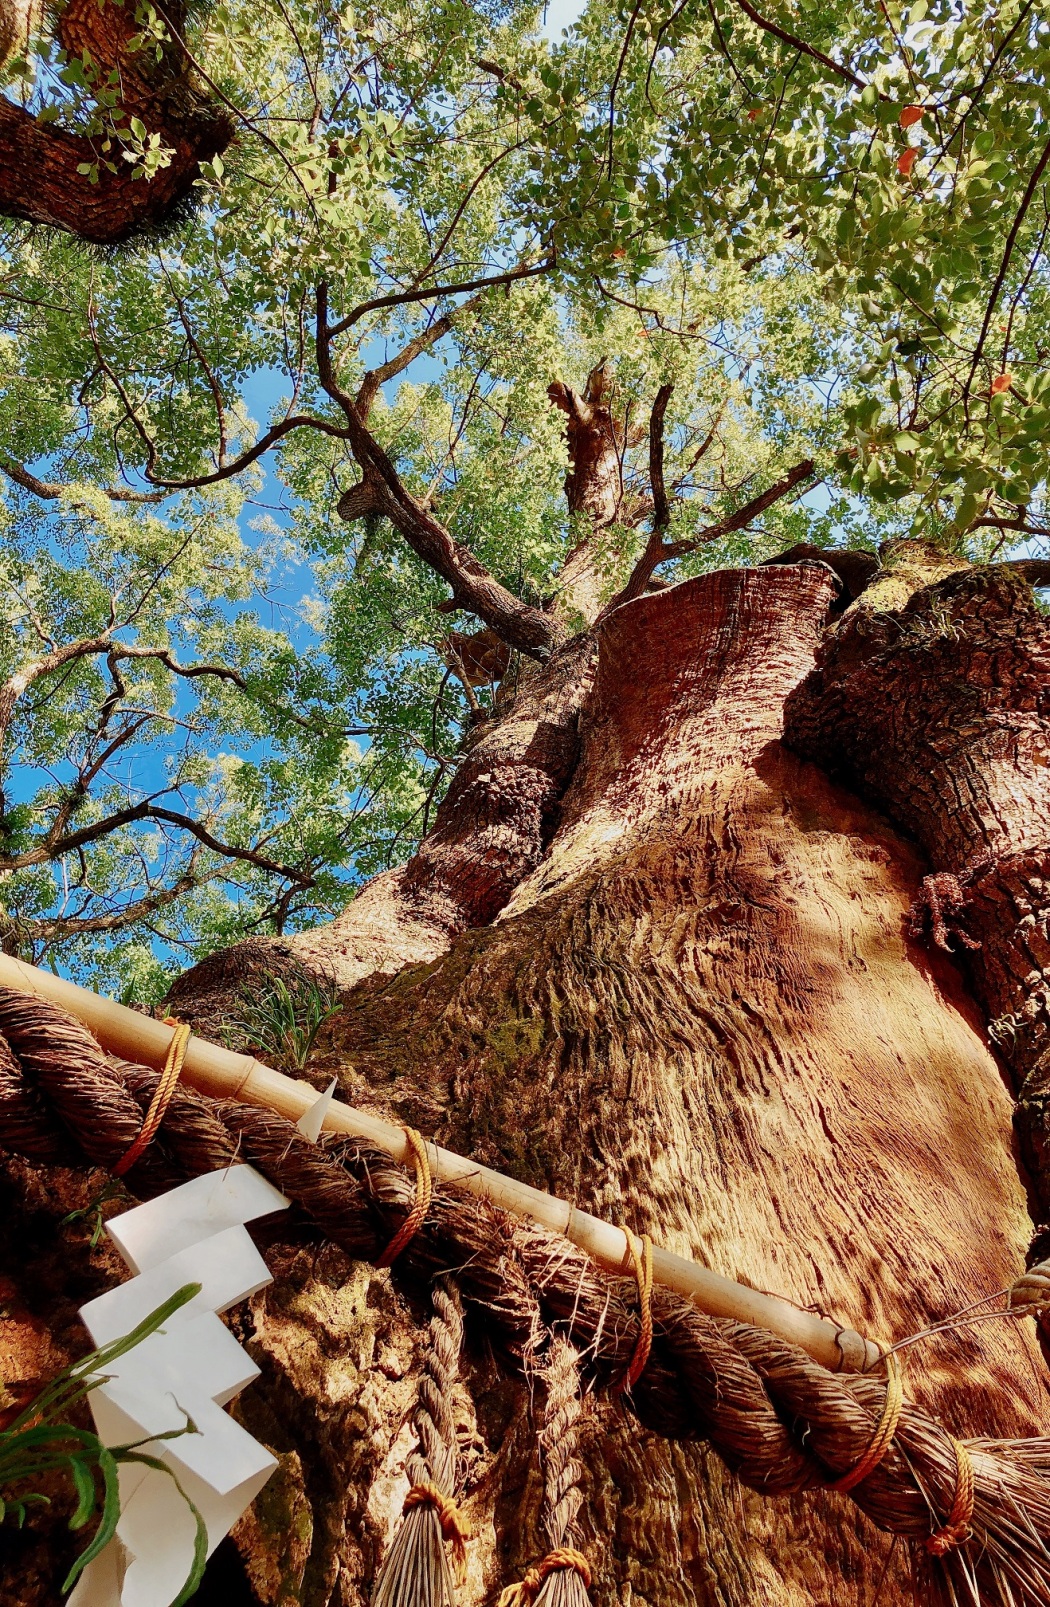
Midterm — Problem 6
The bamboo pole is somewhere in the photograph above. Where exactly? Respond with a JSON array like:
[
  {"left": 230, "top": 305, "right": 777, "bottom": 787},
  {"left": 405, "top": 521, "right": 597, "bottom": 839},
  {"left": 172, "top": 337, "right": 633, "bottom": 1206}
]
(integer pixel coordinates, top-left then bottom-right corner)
[{"left": 0, "top": 952, "right": 882, "bottom": 1374}]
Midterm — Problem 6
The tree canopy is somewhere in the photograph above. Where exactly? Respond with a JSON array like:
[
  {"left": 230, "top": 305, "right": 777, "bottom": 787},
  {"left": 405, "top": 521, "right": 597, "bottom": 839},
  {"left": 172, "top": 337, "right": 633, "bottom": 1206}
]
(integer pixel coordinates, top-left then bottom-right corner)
[{"left": 0, "top": 0, "right": 1047, "bottom": 995}]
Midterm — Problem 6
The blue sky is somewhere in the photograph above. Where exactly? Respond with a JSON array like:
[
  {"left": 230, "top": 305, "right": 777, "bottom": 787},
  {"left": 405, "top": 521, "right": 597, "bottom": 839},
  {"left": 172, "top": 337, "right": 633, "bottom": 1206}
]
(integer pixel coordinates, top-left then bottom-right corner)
[{"left": 540, "top": 0, "right": 586, "bottom": 36}]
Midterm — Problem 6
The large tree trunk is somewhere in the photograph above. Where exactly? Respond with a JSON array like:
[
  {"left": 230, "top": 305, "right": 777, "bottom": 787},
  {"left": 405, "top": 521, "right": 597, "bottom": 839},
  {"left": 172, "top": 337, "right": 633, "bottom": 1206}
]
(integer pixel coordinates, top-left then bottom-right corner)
[
  {"left": 4, "top": 562, "right": 1049, "bottom": 1607},
  {"left": 783, "top": 553, "right": 1050, "bottom": 1224}
]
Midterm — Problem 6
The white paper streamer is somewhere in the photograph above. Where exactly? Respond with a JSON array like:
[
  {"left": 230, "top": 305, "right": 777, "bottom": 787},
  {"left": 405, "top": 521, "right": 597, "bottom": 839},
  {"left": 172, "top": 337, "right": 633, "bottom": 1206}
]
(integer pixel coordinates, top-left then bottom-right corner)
[
  {"left": 69, "top": 1166, "right": 290, "bottom": 1607},
  {"left": 296, "top": 1078, "right": 337, "bottom": 1143}
]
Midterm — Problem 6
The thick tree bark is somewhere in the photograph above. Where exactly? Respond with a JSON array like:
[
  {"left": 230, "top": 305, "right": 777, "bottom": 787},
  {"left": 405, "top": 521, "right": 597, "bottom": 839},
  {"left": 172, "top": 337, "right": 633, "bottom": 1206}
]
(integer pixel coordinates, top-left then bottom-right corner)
[
  {"left": 0, "top": 0, "right": 232, "bottom": 243},
  {"left": 783, "top": 553, "right": 1050, "bottom": 1221},
  {"left": 166, "top": 635, "right": 596, "bottom": 1025},
  {"left": 233, "top": 565, "right": 1044, "bottom": 1607},
  {"left": 4, "top": 564, "right": 1049, "bottom": 1607}
]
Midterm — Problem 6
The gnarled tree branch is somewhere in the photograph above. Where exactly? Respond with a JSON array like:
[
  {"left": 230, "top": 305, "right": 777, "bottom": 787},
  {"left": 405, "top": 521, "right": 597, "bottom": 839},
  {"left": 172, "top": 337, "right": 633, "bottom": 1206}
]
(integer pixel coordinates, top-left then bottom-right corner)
[
  {"left": 0, "top": 0, "right": 232, "bottom": 245},
  {"left": 316, "top": 284, "right": 564, "bottom": 660},
  {"left": 610, "top": 455, "right": 816, "bottom": 611},
  {"left": 0, "top": 459, "right": 167, "bottom": 504}
]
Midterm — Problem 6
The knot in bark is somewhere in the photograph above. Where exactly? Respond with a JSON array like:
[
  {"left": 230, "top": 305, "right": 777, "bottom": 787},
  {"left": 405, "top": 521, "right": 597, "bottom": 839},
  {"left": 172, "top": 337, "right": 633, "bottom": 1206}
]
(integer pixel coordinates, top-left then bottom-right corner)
[{"left": 908, "top": 873, "right": 982, "bottom": 954}]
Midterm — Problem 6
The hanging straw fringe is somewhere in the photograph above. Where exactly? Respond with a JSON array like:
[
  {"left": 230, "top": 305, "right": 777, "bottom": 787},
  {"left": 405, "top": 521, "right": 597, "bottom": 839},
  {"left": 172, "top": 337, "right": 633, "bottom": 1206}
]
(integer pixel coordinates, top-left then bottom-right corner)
[
  {"left": 401, "top": 1483, "right": 470, "bottom": 1576},
  {"left": 372, "top": 1277, "right": 471, "bottom": 1607},
  {"left": 500, "top": 1338, "right": 594, "bottom": 1607},
  {"left": 497, "top": 1550, "right": 592, "bottom": 1607},
  {"left": 4, "top": 988, "right": 1050, "bottom": 1605}
]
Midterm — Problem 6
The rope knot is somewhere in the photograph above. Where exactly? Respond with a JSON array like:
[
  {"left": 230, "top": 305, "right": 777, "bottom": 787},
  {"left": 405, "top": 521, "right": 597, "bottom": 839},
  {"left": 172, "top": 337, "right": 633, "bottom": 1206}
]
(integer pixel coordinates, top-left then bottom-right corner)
[
  {"left": 497, "top": 1549, "right": 592, "bottom": 1607},
  {"left": 924, "top": 1438, "right": 975, "bottom": 1557},
  {"left": 403, "top": 1480, "right": 470, "bottom": 1579},
  {"left": 925, "top": 1522, "right": 973, "bottom": 1559}
]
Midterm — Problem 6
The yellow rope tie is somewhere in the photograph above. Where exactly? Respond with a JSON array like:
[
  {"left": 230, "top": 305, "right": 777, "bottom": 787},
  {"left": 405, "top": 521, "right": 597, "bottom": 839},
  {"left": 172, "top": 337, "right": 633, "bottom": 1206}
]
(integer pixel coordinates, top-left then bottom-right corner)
[
  {"left": 113, "top": 1018, "right": 190, "bottom": 1177},
  {"left": 403, "top": 1480, "right": 471, "bottom": 1580},
  {"left": 829, "top": 1351, "right": 903, "bottom": 1494},
  {"left": 614, "top": 1231, "right": 653, "bottom": 1394},
  {"left": 376, "top": 1126, "right": 432, "bottom": 1267},
  {"left": 497, "top": 1548, "right": 593, "bottom": 1607},
  {"left": 925, "top": 1437, "right": 975, "bottom": 1557}
]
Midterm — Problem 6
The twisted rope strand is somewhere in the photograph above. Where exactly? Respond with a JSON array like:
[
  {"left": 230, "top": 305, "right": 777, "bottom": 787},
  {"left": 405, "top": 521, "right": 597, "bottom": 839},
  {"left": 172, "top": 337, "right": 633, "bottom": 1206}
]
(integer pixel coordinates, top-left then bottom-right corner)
[
  {"left": 925, "top": 1438, "right": 975, "bottom": 1557},
  {"left": 374, "top": 1273, "right": 471, "bottom": 1605},
  {"left": 113, "top": 1018, "right": 190, "bottom": 1177},
  {"left": 829, "top": 1352, "right": 904, "bottom": 1495},
  {"left": 540, "top": 1338, "right": 587, "bottom": 1555},
  {"left": 614, "top": 1231, "right": 652, "bottom": 1394},
  {"left": 376, "top": 1126, "right": 432, "bottom": 1267},
  {"left": 415, "top": 1276, "right": 465, "bottom": 1497},
  {"left": 498, "top": 1334, "right": 593, "bottom": 1607}
]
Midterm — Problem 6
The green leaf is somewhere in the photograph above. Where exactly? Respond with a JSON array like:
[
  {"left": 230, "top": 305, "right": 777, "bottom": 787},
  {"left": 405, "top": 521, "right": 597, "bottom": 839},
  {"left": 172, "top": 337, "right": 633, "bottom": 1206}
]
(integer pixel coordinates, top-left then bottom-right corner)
[
  {"left": 69, "top": 1456, "right": 99, "bottom": 1529},
  {"left": 61, "top": 1447, "right": 122, "bottom": 1591},
  {"left": 118, "top": 1453, "right": 209, "bottom": 1605}
]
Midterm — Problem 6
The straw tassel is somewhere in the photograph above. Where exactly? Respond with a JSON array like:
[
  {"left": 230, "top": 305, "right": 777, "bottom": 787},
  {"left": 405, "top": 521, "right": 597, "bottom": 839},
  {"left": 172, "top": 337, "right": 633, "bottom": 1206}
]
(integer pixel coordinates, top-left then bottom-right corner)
[
  {"left": 373, "top": 1277, "right": 471, "bottom": 1607},
  {"left": 499, "top": 1338, "right": 593, "bottom": 1607}
]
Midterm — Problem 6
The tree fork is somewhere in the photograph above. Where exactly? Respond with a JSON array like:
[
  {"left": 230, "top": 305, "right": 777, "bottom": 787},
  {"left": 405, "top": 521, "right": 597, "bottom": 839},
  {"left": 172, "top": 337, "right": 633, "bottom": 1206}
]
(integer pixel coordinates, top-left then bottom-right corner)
[{"left": 0, "top": 0, "right": 232, "bottom": 244}]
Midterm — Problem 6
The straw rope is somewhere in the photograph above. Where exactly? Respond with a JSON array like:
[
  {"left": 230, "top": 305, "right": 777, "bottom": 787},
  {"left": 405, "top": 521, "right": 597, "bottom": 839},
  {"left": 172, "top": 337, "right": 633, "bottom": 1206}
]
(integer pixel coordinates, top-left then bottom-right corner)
[
  {"left": 373, "top": 1275, "right": 471, "bottom": 1607},
  {"left": 499, "top": 1336, "right": 593, "bottom": 1607},
  {"left": 925, "top": 1438, "right": 975, "bottom": 1557},
  {"left": 539, "top": 1339, "right": 588, "bottom": 1557},
  {"left": 112, "top": 1018, "right": 189, "bottom": 1177},
  {"left": 402, "top": 1482, "right": 470, "bottom": 1577},
  {"left": 498, "top": 1549, "right": 592, "bottom": 1607},
  {"left": 829, "top": 1352, "right": 903, "bottom": 1494},
  {"left": 376, "top": 1125, "right": 432, "bottom": 1267},
  {"left": 0, "top": 986, "right": 1047, "bottom": 1602}
]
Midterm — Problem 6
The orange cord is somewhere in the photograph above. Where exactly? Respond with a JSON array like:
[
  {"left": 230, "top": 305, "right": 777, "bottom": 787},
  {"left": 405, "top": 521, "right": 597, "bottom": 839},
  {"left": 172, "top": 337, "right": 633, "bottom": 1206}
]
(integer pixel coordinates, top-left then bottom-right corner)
[
  {"left": 925, "top": 1437, "right": 975, "bottom": 1556},
  {"left": 497, "top": 1548, "right": 592, "bottom": 1607},
  {"left": 403, "top": 1479, "right": 470, "bottom": 1579},
  {"left": 829, "top": 1351, "right": 903, "bottom": 1494},
  {"left": 614, "top": 1231, "right": 653, "bottom": 1394},
  {"left": 376, "top": 1126, "right": 432, "bottom": 1266},
  {"left": 113, "top": 1017, "right": 190, "bottom": 1176}
]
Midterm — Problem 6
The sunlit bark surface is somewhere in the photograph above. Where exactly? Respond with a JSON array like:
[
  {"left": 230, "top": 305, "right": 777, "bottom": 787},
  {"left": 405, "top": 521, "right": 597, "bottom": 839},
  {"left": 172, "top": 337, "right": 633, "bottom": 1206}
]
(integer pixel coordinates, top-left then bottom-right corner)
[{"left": 3, "top": 564, "right": 1049, "bottom": 1607}]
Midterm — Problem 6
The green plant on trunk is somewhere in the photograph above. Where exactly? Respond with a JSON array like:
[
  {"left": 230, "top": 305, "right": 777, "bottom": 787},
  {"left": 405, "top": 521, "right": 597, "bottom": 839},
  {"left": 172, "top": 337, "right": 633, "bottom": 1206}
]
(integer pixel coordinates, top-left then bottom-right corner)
[
  {"left": 221, "top": 969, "right": 341, "bottom": 1073},
  {"left": 0, "top": 1282, "right": 208, "bottom": 1605}
]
